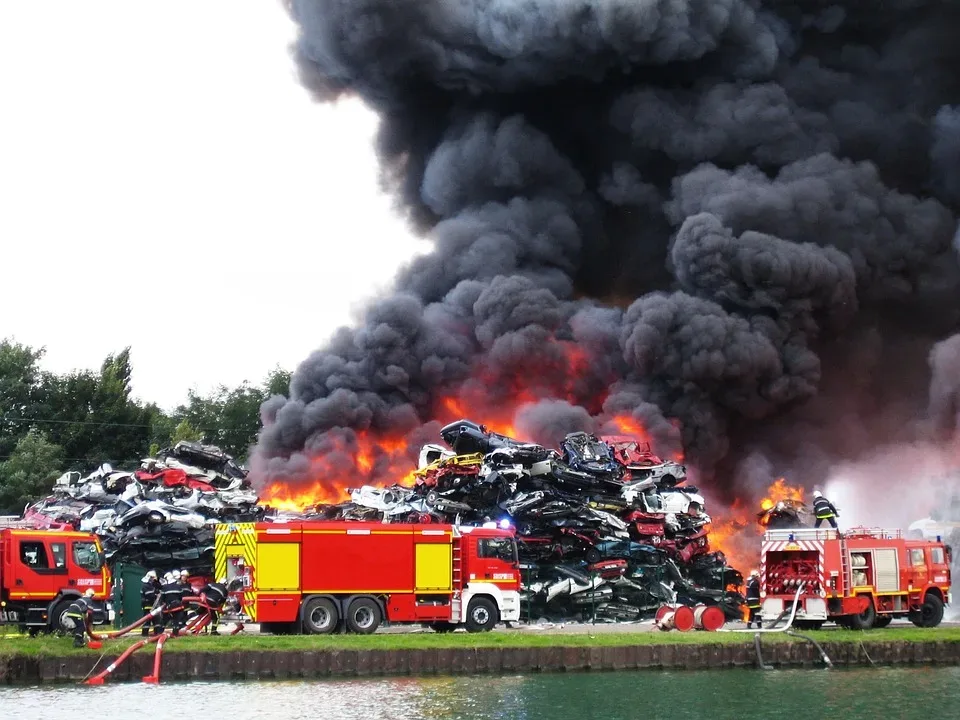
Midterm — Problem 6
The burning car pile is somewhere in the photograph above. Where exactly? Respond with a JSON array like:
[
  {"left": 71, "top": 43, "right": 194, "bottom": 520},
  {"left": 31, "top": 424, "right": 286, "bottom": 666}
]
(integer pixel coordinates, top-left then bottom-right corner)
[
  {"left": 303, "top": 420, "right": 744, "bottom": 622},
  {"left": 24, "top": 442, "right": 261, "bottom": 575}
]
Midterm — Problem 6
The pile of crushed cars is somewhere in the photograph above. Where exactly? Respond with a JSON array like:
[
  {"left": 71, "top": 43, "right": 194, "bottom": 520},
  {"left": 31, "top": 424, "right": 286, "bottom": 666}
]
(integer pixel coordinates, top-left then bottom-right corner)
[
  {"left": 300, "top": 420, "right": 744, "bottom": 622},
  {"left": 24, "top": 442, "right": 260, "bottom": 575}
]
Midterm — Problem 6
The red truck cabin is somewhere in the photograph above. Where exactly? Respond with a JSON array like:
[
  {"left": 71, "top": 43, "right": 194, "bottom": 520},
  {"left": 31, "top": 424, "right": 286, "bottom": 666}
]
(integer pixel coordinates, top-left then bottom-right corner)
[
  {"left": 0, "top": 528, "right": 111, "bottom": 628},
  {"left": 215, "top": 521, "right": 521, "bottom": 634}
]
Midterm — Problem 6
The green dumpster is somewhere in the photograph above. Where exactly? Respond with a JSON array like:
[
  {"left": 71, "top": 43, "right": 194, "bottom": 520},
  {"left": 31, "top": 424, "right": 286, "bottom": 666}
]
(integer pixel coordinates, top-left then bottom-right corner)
[{"left": 111, "top": 562, "right": 148, "bottom": 629}]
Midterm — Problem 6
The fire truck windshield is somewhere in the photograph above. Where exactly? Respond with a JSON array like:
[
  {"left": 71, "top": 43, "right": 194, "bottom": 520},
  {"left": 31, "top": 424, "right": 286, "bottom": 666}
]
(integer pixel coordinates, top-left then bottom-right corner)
[
  {"left": 478, "top": 537, "right": 518, "bottom": 564},
  {"left": 72, "top": 541, "right": 102, "bottom": 572}
]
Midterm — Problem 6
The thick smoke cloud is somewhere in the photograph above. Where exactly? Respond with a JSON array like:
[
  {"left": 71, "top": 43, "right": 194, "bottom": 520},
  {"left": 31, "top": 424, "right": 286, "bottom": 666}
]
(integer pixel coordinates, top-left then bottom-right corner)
[{"left": 255, "top": 0, "right": 960, "bottom": 500}]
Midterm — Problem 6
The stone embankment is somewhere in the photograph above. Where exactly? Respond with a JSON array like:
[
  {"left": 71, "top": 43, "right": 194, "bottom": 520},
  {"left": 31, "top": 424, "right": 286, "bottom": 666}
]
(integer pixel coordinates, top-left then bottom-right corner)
[{"left": 2, "top": 640, "right": 960, "bottom": 684}]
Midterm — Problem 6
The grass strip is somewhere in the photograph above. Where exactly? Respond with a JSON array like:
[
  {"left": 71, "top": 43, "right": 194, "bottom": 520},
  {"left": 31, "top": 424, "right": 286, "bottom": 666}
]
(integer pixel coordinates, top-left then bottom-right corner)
[{"left": 3, "top": 626, "right": 960, "bottom": 658}]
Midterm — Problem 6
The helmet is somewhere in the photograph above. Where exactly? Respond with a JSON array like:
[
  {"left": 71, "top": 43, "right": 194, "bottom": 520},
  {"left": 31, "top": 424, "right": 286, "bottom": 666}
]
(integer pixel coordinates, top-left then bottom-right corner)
[
  {"left": 180, "top": 570, "right": 189, "bottom": 578},
  {"left": 84, "top": 588, "right": 96, "bottom": 597},
  {"left": 217, "top": 578, "right": 227, "bottom": 584},
  {"left": 813, "top": 490, "right": 823, "bottom": 498},
  {"left": 146, "top": 570, "right": 157, "bottom": 579},
  {"left": 172, "top": 570, "right": 182, "bottom": 580},
  {"left": 750, "top": 569, "right": 759, "bottom": 578}
]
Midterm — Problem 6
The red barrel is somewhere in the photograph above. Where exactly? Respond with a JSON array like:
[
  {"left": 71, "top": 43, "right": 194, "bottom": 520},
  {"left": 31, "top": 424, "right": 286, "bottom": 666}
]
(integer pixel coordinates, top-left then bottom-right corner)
[
  {"left": 654, "top": 604, "right": 674, "bottom": 625},
  {"left": 673, "top": 605, "right": 695, "bottom": 632},
  {"left": 693, "top": 604, "right": 725, "bottom": 632}
]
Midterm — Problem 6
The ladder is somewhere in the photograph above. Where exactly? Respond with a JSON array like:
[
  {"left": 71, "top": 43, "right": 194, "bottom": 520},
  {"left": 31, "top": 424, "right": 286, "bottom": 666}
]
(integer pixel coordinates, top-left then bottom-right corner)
[
  {"left": 450, "top": 541, "right": 463, "bottom": 621},
  {"left": 839, "top": 535, "right": 852, "bottom": 594}
]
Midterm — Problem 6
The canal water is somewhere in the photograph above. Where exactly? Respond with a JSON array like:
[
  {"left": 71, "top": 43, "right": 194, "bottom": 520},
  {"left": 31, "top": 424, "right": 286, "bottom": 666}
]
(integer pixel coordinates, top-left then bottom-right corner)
[{"left": 2, "top": 667, "right": 954, "bottom": 719}]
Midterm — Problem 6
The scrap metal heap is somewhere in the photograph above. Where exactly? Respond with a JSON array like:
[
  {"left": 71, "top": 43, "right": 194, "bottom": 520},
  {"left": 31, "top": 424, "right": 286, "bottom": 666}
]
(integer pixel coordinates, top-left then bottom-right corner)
[
  {"left": 24, "top": 442, "right": 262, "bottom": 575},
  {"left": 301, "top": 420, "right": 744, "bottom": 622}
]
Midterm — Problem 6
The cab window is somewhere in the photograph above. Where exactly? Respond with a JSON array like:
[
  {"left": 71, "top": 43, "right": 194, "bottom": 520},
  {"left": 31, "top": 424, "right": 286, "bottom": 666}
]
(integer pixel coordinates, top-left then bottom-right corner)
[
  {"left": 72, "top": 541, "right": 103, "bottom": 572},
  {"left": 910, "top": 549, "right": 926, "bottom": 566},
  {"left": 931, "top": 547, "right": 946, "bottom": 565},
  {"left": 51, "top": 543, "right": 67, "bottom": 569},
  {"left": 20, "top": 541, "right": 49, "bottom": 569},
  {"left": 478, "top": 538, "right": 517, "bottom": 564}
]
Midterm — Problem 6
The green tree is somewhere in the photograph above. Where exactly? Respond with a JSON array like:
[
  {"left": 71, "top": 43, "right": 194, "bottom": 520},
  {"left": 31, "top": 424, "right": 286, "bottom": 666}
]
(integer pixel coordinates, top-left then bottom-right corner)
[
  {"left": 171, "top": 419, "right": 203, "bottom": 444},
  {"left": 0, "top": 429, "right": 64, "bottom": 515},
  {"left": 0, "top": 338, "right": 46, "bottom": 459}
]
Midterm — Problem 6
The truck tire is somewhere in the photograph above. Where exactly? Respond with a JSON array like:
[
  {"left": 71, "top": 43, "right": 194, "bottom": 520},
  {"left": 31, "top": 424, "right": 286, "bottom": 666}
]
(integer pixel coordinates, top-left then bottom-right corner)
[
  {"left": 847, "top": 596, "right": 876, "bottom": 630},
  {"left": 301, "top": 597, "right": 339, "bottom": 635},
  {"left": 465, "top": 597, "right": 498, "bottom": 633},
  {"left": 912, "top": 593, "right": 944, "bottom": 628},
  {"left": 872, "top": 616, "right": 892, "bottom": 628},
  {"left": 345, "top": 598, "right": 382, "bottom": 634},
  {"left": 49, "top": 598, "right": 74, "bottom": 634}
]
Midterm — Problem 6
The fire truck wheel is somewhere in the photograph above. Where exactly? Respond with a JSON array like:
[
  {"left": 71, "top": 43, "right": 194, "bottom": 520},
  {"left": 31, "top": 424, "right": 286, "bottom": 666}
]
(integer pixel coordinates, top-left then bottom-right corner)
[
  {"left": 872, "top": 616, "right": 892, "bottom": 628},
  {"left": 301, "top": 597, "right": 339, "bottom": 634},
  {"left": 913, "top": 593, "right": 944, "bottom": 628},
  {"left": 345, "top": 598, "right": 382, "bottom": 634},
  {"left": 848, "top": 597, "right": 876, "bottom": 630},
  {"left": 465, "top": 597, "right": 498, "bottom": 633},
  {"left": 49, "top": 598, "right": 74, "bottom": 633}
]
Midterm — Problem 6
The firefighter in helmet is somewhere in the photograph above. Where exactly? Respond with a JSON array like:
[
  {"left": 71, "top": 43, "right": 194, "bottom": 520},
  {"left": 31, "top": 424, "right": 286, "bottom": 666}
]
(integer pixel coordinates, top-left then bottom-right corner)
[
  {"left": 745, "top": 570, "right": 762, "bottom": 629},
  {"left": 812, "top": 490, "right": 839, "bottom": 529},
  {"left": 140, "top": 570, "right": 161, "bottom": 637},
  {"left": 62, "top": 588, "right": 97, "bottom": 647},
  {"left": 160, "top": 570, "right": 186, "bottom": 636}
]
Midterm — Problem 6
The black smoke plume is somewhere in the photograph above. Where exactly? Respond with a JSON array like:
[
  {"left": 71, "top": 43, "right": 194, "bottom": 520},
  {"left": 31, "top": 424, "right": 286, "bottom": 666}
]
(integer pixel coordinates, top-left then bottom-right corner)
[{"left": 254, "top": 0, "right": 960, "bottom": 500}]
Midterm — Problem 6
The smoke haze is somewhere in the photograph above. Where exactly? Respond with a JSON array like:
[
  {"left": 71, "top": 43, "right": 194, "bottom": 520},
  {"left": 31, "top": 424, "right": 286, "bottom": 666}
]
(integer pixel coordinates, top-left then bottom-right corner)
[{"left": 253, "top": 0, "right": 960, "bottom": 504}]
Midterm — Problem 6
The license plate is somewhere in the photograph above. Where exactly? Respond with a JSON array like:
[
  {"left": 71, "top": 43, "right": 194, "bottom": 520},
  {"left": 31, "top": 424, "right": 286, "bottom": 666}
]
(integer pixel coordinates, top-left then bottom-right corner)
[{"left": 0, "top": 610, "right": 21, "bottom": 622}]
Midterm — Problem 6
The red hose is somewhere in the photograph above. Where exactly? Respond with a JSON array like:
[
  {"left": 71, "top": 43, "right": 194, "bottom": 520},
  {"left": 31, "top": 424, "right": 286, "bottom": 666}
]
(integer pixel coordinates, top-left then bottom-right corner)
[
  {"left": 86, "top": 606, "right": 164, "bottom": 640},
  {"left": 85, "top": 637, "right": 152, "bottom": 685},
  {"left": 142, "top": 632, "right": 171, "bottom": 684}
]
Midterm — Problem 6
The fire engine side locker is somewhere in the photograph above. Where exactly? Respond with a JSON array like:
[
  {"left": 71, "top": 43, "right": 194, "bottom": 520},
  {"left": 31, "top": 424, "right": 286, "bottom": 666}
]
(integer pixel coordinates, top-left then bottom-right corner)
[{"left": 255, "top": 526, "right": 302, "bottom": 623}]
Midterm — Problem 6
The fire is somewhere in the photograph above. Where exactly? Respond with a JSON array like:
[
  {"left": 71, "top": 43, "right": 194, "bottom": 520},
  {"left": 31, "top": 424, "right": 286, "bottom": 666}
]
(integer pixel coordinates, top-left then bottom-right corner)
[
  {"left": 759, "top": 477, "right": 805, "bottom": 511},
  {"left": 259, "top": 429, "right": 418, "bottom": 512},
  {"left": 705, "top": 499, "right": 758, "bottom": 584}
]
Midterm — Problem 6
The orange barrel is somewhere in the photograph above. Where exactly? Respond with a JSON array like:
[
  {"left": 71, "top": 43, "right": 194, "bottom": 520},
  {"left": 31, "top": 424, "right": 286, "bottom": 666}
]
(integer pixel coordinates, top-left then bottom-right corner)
[
  {"left": 657, "top": 610, "right": 676, "bottom": 631},
  {"left": 694, "top": 604, "right": 725, "bottom": 632},
  {"left": 673, "top": 605, "right": 695, "bottom": 632}
]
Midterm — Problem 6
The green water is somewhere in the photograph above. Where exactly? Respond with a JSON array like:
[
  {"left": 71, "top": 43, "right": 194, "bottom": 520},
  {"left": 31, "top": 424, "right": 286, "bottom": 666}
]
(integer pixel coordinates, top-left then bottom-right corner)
[{"left": 1, "top": 667, "right": 953, "bottom": 719}]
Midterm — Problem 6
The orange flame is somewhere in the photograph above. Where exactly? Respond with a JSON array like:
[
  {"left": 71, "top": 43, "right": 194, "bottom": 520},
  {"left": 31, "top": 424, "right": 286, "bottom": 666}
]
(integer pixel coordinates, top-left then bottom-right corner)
[
  {"left": 759, "top": 477, "right": 805, "bottom": 511},
  {"left": 705, "top": 499, "right": 758, "bottom": 582}
]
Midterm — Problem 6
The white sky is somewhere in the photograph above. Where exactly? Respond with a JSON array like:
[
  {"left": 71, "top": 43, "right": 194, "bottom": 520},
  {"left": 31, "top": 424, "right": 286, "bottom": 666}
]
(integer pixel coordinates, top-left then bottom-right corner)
[{"left": 0, "top": 2, "right": 428, "bottom": 410}]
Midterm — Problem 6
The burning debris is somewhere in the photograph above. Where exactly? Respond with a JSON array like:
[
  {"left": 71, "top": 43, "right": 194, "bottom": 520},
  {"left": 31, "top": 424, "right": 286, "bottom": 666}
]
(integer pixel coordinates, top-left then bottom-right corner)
[
  {"left": 24, "top": 442, "right": 261, "bottom": 575},
  {"left": 291, "top": 420, "right": 744, "bottom": 622}
]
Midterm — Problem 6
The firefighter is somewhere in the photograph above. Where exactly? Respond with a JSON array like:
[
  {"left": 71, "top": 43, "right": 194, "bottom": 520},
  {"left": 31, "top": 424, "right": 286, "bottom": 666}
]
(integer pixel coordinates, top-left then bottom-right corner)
[
  {"left": 198, "top": 578, "right": 229, "bottom": 635},
  {"left": 812, "top": 490, "right": 840, "bottom": 529},
  {"left": 140, "top": 569, "right": 161, "bottom": 637},
  {"left": 62, "top": 588, "right": 96, "bottom": 647},
  {"left": 745, "top": 570, "right": 762, "bottom": 629},
  {"left": 160, "top": 570, "right": 186, "bottom": 635}
]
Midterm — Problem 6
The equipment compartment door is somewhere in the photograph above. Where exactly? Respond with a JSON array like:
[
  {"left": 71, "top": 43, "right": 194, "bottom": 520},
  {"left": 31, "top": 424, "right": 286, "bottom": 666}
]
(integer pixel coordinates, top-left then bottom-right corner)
[
  {"left": 415, "top": 543, "right": 452, "bottom": 591},
  {"left": 257, "top": 543, "right": 301, "bottom": 591}
]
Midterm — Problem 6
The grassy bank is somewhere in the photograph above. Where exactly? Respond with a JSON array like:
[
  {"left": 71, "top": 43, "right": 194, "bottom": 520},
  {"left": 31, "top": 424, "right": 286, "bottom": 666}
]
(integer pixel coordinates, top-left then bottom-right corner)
[{"left": 3, "top": 626, "right": 960, "bottom": 658}]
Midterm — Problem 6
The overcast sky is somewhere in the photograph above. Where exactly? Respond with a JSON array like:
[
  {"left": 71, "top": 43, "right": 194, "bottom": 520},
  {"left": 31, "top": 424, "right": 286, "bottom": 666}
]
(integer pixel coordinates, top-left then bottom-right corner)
[{"left": 0, "top": 2, "right": 427, "bottom": 410}]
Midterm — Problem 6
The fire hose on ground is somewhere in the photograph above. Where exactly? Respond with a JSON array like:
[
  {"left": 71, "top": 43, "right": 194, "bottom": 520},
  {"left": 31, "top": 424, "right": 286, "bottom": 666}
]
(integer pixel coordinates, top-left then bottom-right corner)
[{"left": 81, "top": 595, "right": 240, "bottom": 685}]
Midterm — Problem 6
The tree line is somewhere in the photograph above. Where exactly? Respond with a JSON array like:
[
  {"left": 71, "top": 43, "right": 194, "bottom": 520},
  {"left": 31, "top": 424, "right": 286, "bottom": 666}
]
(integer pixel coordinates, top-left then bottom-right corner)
[{"left": 0, "top": 338, "right": 290, "bottom": 514}]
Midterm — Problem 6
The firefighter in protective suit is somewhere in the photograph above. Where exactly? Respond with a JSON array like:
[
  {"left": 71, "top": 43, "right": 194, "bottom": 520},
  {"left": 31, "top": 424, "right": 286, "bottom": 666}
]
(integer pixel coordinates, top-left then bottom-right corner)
[
  {"left": 745, "top": 570, "right": 762, "bottom": 629},
  {"left": 62, "top": 588, "right": 97, "bottom": 647},
  {"left": 140, "top": 570, "right": 161, "bottom": 636},
  {"left": 160, "top": 571, "right": 186, "bottom": 636},
  {"left": 812, "top": 490, "right": 839, "bottom": 529}
]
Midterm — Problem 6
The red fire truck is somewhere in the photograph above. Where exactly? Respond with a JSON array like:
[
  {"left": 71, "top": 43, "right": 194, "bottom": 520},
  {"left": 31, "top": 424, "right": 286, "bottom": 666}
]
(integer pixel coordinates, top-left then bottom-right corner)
[
  {"left": 214, "top": 521, "right": 521, "bottom": 634},
  {"left": 0, "top": 522, "right": 112, "bottom": 631},
  {"left": 760, "top": 527, "right": 951, "bottom": 629}
]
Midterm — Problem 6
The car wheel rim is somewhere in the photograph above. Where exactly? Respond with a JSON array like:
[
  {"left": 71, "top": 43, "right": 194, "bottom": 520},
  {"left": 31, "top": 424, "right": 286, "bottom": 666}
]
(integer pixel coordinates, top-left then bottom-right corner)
[
  {"left": 474, "top": 608, "right": 489, "bottom": 625},
  {"left": 355, "top": 607, "right": 374, "bottom": 629}
]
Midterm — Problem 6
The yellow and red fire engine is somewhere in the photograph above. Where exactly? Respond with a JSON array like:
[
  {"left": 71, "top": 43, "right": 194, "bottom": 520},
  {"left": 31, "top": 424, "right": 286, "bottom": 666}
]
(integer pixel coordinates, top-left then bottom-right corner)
[
  {"left": 0, "top": 522, "right": 112, "bottom": 630},
  {"left": 214, "top": 520, "right": 521, "bottom": 634},
  {"left": 760, "top": 526, "right": 951, "bottom": 629}
]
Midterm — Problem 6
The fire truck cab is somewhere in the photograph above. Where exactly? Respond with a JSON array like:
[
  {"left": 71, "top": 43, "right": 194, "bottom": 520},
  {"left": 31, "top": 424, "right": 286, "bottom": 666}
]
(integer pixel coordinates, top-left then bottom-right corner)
[
  {"left": 0, "top": 523, "right": 112, "bottom": 630},
  {"left": 760, "top": 527, "right": 951, "bottom": 630},
  {"left": 215, "top": 521, "right": 521, "bottom": 634}
]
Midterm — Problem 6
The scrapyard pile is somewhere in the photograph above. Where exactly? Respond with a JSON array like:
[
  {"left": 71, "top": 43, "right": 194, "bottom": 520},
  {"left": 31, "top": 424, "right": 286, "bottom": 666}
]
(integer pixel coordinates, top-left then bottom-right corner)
[
  {"left": 303, "top": 420, "right": 744, "bottom": 622},
  {"left": 24, "top": 442, "right": 261, "bottom": 575}
]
